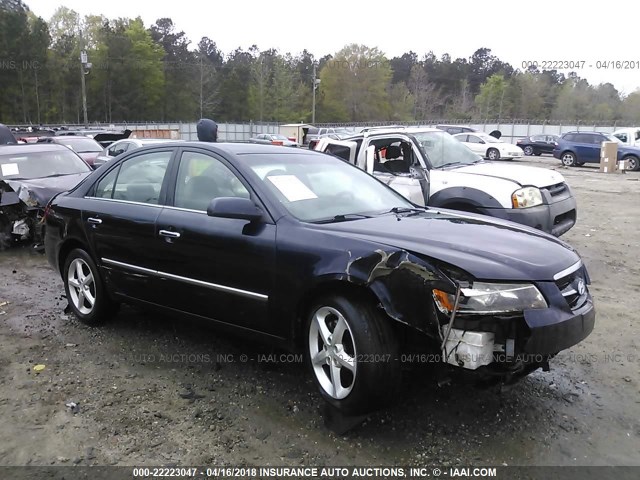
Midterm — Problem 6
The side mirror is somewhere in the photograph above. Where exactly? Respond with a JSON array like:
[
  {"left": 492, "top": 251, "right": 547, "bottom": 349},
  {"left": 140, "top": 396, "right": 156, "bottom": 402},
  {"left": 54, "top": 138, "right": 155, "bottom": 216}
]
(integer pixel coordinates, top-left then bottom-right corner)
[
  {"left": 365, "top": 145, "right": 375, "bottom": 174},
  {"left": 207, "top": 197, "right": 263, "bottom": 222}
]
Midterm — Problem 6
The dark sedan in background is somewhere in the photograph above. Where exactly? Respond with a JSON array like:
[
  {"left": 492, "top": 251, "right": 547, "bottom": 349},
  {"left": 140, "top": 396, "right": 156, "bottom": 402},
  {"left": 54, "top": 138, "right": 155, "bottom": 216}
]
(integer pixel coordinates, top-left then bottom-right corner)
[
  {"left": 44, "top": 142, "right": 594, "bottom": 415},
  {"left": 0, "top": 144, "right": 91, "bottom": 245},
  {"left": 516, "top": 134, "right": 560, "bottom": 156},
  {"left": 37, "top": 136, "right": 103, "bottom": 168}
]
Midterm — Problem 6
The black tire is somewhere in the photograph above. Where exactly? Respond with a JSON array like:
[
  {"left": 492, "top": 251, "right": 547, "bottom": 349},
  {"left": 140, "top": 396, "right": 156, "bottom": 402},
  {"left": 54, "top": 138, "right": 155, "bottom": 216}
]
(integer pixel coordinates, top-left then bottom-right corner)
[
  {"left": 560, "top": 151, "right": 577, "bottom": 167},
  {"left": 523, "top": 146, "right": 534, "bottom": 156},
  {"left": 623, "top": 155, "right": 640, "bottom": 171},
  {"left": 534, "top": 152, "right": 542, "bottom": 156},
  {"left": 63, "top": 248, "right": 117, "bottom": 326},
  {"left": 577, "top": 162, "right": 585, "bottom": 166},
  {"left": 305, "top": 292, "right": 399, "bottom": 415},
  {"left": 487, "top": 148, "right": 500, "bottom": 161}
]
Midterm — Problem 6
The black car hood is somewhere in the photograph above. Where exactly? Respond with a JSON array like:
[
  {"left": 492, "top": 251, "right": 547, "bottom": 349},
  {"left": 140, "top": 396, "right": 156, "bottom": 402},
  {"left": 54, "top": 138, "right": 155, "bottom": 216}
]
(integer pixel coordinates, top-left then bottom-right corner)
[
  {"left": 3, "top": 172, "right": 91, "bottom": 208},
  {"left": 314, "top": 211, "right": 579, "bottom": 281}
]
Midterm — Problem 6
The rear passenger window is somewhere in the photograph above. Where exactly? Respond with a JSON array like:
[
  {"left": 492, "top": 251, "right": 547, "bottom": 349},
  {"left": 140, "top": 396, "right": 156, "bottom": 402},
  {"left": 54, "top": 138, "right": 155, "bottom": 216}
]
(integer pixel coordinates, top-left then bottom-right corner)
[
  {"left": 97, "top": 151, "right": 171, "bottom": 204},
  {"left": 563, "top": 134, "right": 576, "bottom": 141},
  {"left": 95, "top": 167, "right": 119, "bottom": 199}
]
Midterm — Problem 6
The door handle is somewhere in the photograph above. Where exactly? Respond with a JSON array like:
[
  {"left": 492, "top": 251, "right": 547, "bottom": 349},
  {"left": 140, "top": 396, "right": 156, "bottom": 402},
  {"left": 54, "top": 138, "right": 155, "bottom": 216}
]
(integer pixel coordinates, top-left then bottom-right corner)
[
  {"left": 87, "top": 217, "right": 102, "bottom": 225},
  {"left": 159, "top": 230, "right": 181, "bottom": 239}
]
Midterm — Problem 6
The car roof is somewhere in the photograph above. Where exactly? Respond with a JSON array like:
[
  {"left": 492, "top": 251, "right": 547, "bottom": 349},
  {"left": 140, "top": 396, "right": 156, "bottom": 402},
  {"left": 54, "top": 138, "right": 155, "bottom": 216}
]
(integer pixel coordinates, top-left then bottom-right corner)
[
  {"left": 136, "top": 138, "right": 183, "bottom": 144},
  {"left": 130, "top": 141, "right": 319, "bottom": 156},
  {"left": 612, "top": 127, "right": 640, "bottom": 133},
  {"left": 356, "top": 126, "right": 442, "bottom": 136},
  {"left": 0, "top": 143, "right": 74, "bottom": 155}
]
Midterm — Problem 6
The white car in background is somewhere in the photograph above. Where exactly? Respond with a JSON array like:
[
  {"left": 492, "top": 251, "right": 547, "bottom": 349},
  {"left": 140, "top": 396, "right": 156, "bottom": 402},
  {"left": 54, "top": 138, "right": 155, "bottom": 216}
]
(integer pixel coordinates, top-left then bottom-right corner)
[
  {"left": 453, "top": 132, "right": 524, "bottom": 160},
  {"left": 612, "top": 127, "right": 640, "bottom": 147}
]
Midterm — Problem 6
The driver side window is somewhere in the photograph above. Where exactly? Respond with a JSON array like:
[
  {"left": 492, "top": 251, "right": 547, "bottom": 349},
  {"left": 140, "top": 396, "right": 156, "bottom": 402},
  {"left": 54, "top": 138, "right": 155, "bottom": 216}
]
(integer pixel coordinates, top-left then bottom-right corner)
[
  {"left": 94, "top": 151, "right": 172, "bottom": 204},
  {"left": 174, "top": 151, "right": 250, "bottom": 212}
]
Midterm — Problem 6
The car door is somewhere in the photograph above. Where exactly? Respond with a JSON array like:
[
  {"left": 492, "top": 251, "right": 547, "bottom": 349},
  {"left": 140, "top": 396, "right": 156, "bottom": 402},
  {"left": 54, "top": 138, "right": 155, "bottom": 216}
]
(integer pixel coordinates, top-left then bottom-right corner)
[
  {"left": 153, "top": 148, "right": 276, "bottom": 332},
  {"left": 316, "top": 138, "right": 358, "bottom": 163},
  {"left": 82, "top": 148, "right": 176, "bottom": 302},
  {"left": 573, "top": 134, "right": 600, "bottom": 162},
  {"left": 462, "top": 134, "right": 486, "bottom": 156}
]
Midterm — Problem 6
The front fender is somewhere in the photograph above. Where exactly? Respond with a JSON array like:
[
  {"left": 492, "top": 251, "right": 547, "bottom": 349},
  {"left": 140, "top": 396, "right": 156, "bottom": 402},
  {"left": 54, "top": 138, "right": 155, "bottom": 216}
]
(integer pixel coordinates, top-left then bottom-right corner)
[{"left": 428, "top": 186, "right": 503, "bottom": 212}]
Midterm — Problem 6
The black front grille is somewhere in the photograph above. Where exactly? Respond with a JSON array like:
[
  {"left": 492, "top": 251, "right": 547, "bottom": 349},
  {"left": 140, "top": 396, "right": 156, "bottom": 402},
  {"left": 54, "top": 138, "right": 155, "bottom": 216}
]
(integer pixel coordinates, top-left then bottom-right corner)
[
  {"left": 555, "top": 267, "right": 588, "bottom": 310},
  {"left": 545, "top": 182, "right": 568, "bottom": 197}
]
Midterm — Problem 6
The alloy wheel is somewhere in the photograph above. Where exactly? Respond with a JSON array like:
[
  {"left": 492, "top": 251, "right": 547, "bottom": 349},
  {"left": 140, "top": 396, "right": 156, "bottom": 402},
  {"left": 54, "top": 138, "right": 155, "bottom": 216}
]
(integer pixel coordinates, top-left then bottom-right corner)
[
  {"left": 308, "top": 306, "right": 357, "bottom": 400},
  {"left": 67, "top": 258, "right": 96, "bottom": 315}
]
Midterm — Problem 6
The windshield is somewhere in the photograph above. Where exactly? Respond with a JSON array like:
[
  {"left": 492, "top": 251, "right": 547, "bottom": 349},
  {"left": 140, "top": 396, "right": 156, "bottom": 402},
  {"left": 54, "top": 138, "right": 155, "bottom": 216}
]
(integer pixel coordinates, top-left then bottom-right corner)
[
  {"left": 412, "top": 131, "right": 482, "bottom": 168},
  {"left": 271, "top": 134, "right": 289, "bottom": 140},
  {"left": 240, "top": 153, "right": 414, "bottom": 222},
  {"left": 0, "top": 149, "right": 91, "bottom": 180},
  {"left": 59, "top": 137, "right": 102, "bottom": 152}
]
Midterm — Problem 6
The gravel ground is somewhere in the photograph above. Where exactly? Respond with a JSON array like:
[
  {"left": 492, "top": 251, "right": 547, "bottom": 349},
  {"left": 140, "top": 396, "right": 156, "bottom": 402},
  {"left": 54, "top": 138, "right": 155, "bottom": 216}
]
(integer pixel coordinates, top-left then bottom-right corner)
[{"left": 0, "top": 156, "right": 638, "bottom": 468}]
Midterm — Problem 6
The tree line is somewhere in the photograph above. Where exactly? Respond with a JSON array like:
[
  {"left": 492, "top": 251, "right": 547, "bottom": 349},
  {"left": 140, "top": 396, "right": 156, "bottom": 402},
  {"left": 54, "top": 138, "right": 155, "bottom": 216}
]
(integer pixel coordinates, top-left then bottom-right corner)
[{"left": 2, "top": 0, "right": 640, "bottom": 125}]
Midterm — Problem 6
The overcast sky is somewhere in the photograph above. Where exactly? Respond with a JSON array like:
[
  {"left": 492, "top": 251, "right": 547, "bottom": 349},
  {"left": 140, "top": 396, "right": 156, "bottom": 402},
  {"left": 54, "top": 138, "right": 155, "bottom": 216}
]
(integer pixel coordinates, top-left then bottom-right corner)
[{"left": 25, "top": 0, "right": 640, "bottom": 95}]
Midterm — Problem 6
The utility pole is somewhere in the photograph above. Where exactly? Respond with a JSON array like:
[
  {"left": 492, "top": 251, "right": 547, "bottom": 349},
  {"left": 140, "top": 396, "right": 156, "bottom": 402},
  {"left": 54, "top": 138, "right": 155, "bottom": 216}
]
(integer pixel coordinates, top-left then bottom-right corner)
[
  {"left": 79, "top": 29, "right": 91, "bottom": 127},
  {"left": 311, "top": 63, "right": 320, "bottom": 124}
]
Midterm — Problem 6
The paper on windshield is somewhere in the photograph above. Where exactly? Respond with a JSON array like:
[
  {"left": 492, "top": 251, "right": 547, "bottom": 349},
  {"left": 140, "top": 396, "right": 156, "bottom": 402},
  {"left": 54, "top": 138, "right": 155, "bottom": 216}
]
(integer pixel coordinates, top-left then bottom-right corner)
[
  {"left": 1, "top": 163, "right": 19, "bottom": 177},
  {"left": 267, "top": 175, "right": 317, "bottom": 202}
]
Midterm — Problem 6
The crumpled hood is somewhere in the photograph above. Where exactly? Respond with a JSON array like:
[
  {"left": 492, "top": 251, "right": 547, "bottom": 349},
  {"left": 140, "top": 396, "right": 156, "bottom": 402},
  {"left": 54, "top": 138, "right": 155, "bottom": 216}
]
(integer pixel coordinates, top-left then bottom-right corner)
[
  {"left": 450, "top": 162, "right": 565, "bottom": 188},
  {"left": 4, "top": 172, "right": 90, "bottom": 208},
  {"left": 314, "top": 211, "right": 579, "bottom": 281}
]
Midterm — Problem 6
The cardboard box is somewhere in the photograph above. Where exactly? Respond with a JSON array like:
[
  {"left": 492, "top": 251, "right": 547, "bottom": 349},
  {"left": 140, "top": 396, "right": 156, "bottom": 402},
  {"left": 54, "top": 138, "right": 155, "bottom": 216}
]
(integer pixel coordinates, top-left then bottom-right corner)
[
  {"left": 600, "top": 141, "right": 618, "bottom": 173},
  {"left": 617, "top": 159, "right": 627, "bottom": 174}
]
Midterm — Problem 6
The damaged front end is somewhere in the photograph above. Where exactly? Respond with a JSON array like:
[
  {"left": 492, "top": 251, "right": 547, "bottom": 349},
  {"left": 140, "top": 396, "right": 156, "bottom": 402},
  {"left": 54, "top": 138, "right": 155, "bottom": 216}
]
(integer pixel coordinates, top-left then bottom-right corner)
[
  {"left": 346, "top": 248, "right": 594, "bottom": 385},
  {"left": 0, "top": 181, "right": 46, "bottom": 248}
]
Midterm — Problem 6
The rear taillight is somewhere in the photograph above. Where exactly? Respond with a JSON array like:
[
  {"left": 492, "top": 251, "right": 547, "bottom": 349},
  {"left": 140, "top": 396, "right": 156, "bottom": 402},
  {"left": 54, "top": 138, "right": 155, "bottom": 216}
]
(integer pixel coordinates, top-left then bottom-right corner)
[{"left": 287, "top": 137, "right": 296, "bottom": 142}]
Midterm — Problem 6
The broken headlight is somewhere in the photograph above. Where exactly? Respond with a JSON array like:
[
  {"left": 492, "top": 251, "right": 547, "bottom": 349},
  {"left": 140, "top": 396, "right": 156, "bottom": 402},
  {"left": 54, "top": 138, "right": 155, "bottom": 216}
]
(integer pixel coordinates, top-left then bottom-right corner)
[
  {"left": 433, "top": 283, "right": 547, "bottom": 315},
  {"left": 511, "top": 186, "right": 542, "bottom": 208}
]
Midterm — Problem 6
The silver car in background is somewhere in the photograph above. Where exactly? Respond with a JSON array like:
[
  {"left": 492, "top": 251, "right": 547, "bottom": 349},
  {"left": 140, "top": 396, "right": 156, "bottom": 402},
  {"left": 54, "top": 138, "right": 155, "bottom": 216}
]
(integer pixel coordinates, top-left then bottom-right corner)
[{"left": 94, "top": 138, "right": 184, "bottom": 167}]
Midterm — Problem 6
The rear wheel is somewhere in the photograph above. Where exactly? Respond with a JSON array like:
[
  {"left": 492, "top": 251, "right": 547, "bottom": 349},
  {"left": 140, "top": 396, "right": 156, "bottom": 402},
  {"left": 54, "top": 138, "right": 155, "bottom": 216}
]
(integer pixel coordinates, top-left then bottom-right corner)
[
  {"left": 623, "top": 155, "right": 640, "bottom": 171},
  {"left": 523, "top": 146, "right": 534, "bottom": 156},
  {"left": 63, "top": 248, "right": 117, "bottom": 326},
  {"left": 487, "top": 148, "right": 500, "bottom": 161},
  {"left": 561, "top": 152, "right": 577, "bottom": 167},
  {"left": 306, "top": 293, "right": 399, "bottom": 415}
]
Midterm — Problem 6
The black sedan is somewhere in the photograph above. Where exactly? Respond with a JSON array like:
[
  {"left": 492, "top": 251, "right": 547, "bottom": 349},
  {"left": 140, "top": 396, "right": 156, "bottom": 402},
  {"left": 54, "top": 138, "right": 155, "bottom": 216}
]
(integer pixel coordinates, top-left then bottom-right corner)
[
  {"left": 1, "top": 144, "right": 91, "bottom": 246},
  {"left": 44, "top": 142, "right": 595, "bottom": 415},
  {"left": 516, "top": 134, "right": 560, "bottom": 156}
]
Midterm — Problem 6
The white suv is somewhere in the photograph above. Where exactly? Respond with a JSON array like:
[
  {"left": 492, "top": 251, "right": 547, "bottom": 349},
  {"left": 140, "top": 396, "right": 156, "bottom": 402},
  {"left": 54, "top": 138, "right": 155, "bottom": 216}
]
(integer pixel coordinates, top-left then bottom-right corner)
[{"left": 316, "top": 127, "right": 577, "bottom": 237}]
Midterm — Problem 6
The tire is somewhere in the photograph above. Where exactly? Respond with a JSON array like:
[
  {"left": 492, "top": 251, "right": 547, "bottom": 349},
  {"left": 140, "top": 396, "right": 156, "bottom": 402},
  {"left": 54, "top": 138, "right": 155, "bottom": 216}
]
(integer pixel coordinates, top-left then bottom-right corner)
[
  {"left": 534, "top": 152, "right": 542, "bottom": 156},
  {"left": 523, "top": 146, "right": 534, "bottom": 156},
  {"left": 623, "top": 155, "right": 640, "bottom": 171},
  {"left": 577, "top": 162, "right": 585, "bottom": 166},
  {"left": 487, "top": 148, "right": 500, "bottom": 161},
  {"left": 561, "top": 151, "right": 577, "bottom": 167},
  {"left": 305, "top": 292, "right": 399, "bottom": 415},
  {"left": 63, "top": 248, "right": 117, "bottom": 326}
]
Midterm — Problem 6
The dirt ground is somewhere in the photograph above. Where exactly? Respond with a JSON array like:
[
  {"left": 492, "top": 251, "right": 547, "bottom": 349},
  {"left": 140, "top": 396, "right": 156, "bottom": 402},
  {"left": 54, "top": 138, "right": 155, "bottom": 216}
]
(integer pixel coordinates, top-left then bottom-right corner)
[{"left": 0, "top": 156, "right": 638, "bottom": 469}]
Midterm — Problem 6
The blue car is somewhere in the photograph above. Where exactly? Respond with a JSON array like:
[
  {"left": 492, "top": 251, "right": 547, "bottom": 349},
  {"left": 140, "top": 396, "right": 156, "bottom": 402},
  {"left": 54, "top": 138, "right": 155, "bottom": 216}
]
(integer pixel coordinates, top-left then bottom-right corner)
[{"left": 552, "top": 131, "right": 640, "bottom": 171}]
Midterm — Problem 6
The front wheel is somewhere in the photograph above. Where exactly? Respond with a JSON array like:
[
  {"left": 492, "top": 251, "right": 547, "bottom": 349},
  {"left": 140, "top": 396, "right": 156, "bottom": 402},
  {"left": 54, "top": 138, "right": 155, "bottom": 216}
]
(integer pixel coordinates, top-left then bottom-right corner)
[
  {"left": 561, "top": 152, "right": 577, "bottom": 167},
  {"left": 523, "top": 146, "right": 534, "bottom": 156},
  {"left": 63, "top": 248, "right": 117, "bottom": 326},
  {"left": 487, "top": 148, "right": 500, "bottom": 161},
  {"left": 306, "top": 293, "right": 399, "bottom": 415}
]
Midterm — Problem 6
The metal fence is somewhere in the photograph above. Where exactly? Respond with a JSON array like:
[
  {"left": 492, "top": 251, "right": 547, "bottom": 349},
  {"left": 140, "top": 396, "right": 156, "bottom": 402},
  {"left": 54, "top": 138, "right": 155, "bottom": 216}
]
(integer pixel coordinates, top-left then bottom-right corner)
[{"left": 8, "top": 120, "right": 636, "bottom": 144}]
